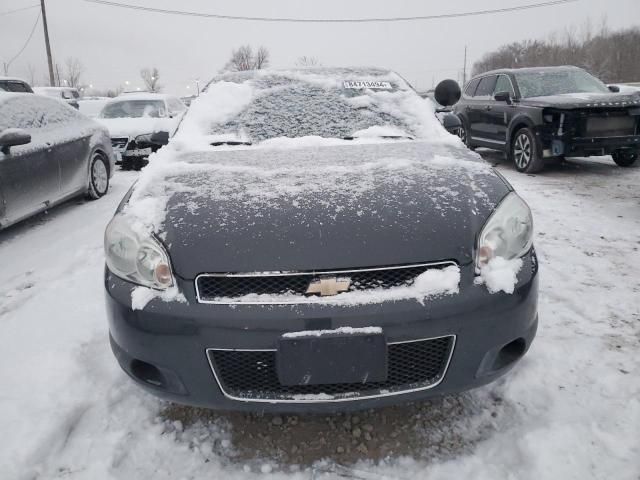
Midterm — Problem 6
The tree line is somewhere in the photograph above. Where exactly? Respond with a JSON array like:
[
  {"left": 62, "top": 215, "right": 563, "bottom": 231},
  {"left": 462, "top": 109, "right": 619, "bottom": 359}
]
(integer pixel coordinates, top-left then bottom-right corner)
[{"left": 472, "top": 23, "right": 640, "bottom": 83}]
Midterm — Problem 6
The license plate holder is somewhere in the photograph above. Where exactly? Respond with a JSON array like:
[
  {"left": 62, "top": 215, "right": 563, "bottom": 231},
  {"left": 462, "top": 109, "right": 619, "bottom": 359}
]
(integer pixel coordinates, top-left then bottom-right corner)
[{"left": 277, "top": 333, "right": 387, "bottom": 386}]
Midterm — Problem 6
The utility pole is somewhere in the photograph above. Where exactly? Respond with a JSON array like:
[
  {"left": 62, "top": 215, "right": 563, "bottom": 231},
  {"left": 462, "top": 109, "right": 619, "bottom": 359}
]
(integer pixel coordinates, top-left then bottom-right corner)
[
  {"left": 462, "top": 45, "right": 468, "bottom": 85},
  {"left": 40, "top": 0, "right": 55, "bottom": 86}
]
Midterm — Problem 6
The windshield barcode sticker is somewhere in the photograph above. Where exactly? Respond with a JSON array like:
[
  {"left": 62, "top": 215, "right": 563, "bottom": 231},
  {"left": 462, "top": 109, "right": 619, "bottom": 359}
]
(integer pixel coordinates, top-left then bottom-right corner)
[{"left": 343, "top": 81, "right": 392, "bottom": 90}]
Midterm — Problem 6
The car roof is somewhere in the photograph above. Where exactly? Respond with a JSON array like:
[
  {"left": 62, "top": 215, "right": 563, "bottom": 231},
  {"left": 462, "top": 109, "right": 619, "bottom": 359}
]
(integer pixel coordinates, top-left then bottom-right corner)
[
  {"left": 212, "top": 66, "right": 396, "bottom": 81},
  {"left": 472, "top": 65, "right": 584, "bottom": 79},
  {"left": 0, "top": 76, "right": 31, "bottom": 83},
  {"left": 110, "top": 92, "right": 174, "bottom": 102},
  {"left": 33, "top": 86, "right": 78, "bottom": 91}
]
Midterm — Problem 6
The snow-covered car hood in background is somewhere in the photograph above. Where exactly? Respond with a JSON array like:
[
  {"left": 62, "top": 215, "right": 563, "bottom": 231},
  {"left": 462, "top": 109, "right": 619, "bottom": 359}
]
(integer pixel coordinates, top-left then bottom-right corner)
[
  {"left": 96, "top": 116, "right": 178, "bottom": 138},
  {"left": 122, "top": 139, "right": 510, "bottom": 278},
  {"left": 520, "top": 91, "right": 640, "bottom": 108}
]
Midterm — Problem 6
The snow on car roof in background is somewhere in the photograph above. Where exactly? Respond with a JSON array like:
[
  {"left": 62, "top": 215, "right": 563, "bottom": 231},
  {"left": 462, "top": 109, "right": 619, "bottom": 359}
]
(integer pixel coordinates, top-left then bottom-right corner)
[{"left": 107, "top": 93, "right": 174, "bottom": 103}]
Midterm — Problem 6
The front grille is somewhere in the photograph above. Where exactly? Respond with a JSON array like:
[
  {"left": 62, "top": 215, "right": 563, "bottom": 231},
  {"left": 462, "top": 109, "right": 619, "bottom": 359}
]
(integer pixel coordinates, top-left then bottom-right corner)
[
  {"left": 111, "top": 137, "right": 129, "bottom": 149},
  {"left": 584, "top": 115, "right": 637, "bottom": 137},
  {"left": 206, "top": 336, "right": 454, "bottom": 402},
  {"left": 196, "top": 262, "right": 455, "bottom": 304}
]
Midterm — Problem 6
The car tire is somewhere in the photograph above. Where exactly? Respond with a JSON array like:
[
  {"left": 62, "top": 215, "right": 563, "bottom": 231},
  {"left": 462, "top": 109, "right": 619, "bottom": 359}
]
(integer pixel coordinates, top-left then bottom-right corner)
[
  {"left": 611, "top": 151, "right": 637, "bottom": 167},
  {"left": 88, "top": 151, "right": 110, "bottom": 200},
  {"left": 457, "top": 122, "right": 475, "bottom": 151},
  {"left": 511, "top": 128, "right": 545, "bottom": 173}
]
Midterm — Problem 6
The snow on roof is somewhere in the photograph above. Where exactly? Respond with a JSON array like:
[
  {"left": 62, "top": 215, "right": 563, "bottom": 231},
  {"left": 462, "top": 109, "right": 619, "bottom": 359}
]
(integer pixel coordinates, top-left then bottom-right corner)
[
  {"left": 110, "top": 92, "right": 173, "bottom": 102},
  {"left": 0, "top": 76, "right": 30, "bottom": 82}
]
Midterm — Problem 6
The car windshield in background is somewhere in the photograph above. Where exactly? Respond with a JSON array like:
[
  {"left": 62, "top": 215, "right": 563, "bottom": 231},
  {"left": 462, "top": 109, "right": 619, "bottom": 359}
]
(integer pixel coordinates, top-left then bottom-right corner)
[
  {"left": 206, "top": 71, "right": 416, "bottom": 142},
  {"left": 100, "top": 100, "right": 165, "bottom": 118},
  {"left": 515, "top": 69, "right": 610, "bottom": 98}
]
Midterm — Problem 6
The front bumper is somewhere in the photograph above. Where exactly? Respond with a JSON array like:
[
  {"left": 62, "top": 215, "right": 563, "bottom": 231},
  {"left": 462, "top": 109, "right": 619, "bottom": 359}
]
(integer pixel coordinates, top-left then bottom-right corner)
[
  {"left": 544, "top": 134, "right": 640, "bottom": 157},
  {"left": 105, "top": 251, "right": 539, "bottom": 412}
]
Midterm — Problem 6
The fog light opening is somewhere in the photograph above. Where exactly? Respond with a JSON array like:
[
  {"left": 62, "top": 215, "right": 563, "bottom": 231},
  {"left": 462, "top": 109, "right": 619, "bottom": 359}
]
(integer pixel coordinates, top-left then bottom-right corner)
[
  {"left": 130, "top": 359, "right": 166, "bottom": 388},
  {"left": 493, "top": 338, "right": 527, "bottom": 371}
]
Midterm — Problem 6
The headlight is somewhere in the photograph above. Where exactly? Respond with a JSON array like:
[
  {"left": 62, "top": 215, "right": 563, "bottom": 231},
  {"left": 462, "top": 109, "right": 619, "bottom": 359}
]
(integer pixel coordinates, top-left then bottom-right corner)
[
  {"left": 134, "top": 133, "right": 154, "bottom": 144},
  {"left": 476, "top": 192, "right": 533, "bottom": 269},
  {"left": 104, "top": 216, "right": 174, "bottom": 290}
]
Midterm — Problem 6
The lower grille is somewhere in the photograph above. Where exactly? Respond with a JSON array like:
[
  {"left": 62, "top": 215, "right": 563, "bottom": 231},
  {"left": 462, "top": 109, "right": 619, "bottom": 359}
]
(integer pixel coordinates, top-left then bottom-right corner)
[
  {"left": 206, "top": 335, "right": 455, "bottom": 402},
  {"left": 196, "top": 261, "right": 455, "bottom": 304}
]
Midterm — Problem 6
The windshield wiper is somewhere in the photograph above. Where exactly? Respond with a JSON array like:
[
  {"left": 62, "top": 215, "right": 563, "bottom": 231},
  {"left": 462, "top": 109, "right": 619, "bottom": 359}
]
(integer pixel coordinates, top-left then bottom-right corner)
[
  {"left": 210, "top": 141, "right": 252, "bottom": 146},
  {"left": 342, "top": 135, "right": 414, "bottom": 141}
]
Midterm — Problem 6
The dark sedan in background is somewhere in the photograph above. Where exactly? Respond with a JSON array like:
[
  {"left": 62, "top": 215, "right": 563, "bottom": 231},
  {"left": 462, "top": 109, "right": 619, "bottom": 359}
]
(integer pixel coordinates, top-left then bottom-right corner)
[
  {"left": 0, "top": 93, "right": 115, "bottom": 229},
  {"left": 454, "top": 66, "right": 640, "bottom": 172},
  {"left": 104, "top": 68, "right": 538, "bottom": 412}
]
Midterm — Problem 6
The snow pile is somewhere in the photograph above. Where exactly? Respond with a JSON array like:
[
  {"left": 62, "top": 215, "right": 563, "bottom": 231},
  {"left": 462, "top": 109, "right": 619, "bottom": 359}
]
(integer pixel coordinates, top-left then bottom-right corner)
[
  {"left": 130, "top": 285, "right": 186, "bottom": 311},
  {"left": 213, "top": 265, "right": 460, "bottom": 305},
  {"left": 282, "top": 326, "right": 383, "bottom": 338},
  {"left": 475, "top": 257, "right": 523, "bottom": 294}
]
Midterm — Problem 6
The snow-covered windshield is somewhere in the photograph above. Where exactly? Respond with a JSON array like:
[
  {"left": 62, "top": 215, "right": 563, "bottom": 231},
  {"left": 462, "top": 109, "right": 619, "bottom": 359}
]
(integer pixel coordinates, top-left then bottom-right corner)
[
  {"left": 100, "top": 100, "right": 166, "bottom": 119},
  {"left": 515, "top": 69, "right": 609, "bottom": 98},
  {"left": 184, "top": 69, "right": 437, "bottom": 143}
]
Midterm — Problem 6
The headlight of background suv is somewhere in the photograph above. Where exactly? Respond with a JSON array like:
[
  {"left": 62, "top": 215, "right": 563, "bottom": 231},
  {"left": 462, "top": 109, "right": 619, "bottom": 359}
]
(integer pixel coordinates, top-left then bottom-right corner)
[
  {"left": 133, "top": 133, "right": 154, "bottom": 145},
  {"left": 476, "top": 192, "right": 533, "bottom": 269},
  {"left": 104, "top": 216, "right": 174, "bottom": 290}
]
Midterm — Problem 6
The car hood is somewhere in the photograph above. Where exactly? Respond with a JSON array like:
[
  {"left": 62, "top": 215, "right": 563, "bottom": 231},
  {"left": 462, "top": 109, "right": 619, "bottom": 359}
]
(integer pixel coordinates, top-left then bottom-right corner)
[
  {"left": 144, "top": 140, "right": 510, "bottom": 278},
  {"left": 96, "top": 117, "right": 176, "bottom": 138},
  {"left": 520, "top": 91, "right": 640, "bottom": 109}
]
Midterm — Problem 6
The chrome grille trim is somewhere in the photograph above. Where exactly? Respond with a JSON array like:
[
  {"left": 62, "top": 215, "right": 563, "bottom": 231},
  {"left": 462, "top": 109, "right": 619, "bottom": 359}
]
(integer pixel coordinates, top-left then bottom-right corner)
[
  {"left": 205, "top": 334, "right": 456, "bottom": 404},
  {"left": 195, "top": 261, "right": 457, "bottom": 305}
]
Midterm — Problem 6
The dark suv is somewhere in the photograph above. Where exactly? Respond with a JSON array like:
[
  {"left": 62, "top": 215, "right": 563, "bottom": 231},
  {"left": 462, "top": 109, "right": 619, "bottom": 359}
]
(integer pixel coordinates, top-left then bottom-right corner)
[{"left": 453, "top": 66, "right": 640, "bottom": 172}]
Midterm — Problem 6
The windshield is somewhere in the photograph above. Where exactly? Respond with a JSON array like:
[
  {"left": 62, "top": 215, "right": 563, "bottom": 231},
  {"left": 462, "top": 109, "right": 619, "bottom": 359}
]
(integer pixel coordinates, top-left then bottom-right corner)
[
  {"left": 99, "top": 99, "right": 166, "bottom": 118},
  {"left": 190, "top": 70, "right": 430, "bottom": 143},
  {"left": 515, "top": 69, "right": 610, "bottom": 98}
]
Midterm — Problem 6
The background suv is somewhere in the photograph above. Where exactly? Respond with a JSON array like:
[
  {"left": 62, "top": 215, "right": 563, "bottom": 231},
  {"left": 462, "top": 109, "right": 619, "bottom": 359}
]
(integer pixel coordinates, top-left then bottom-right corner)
[{"left": 453, "top": 66, "right": 640, "bottom": 172}]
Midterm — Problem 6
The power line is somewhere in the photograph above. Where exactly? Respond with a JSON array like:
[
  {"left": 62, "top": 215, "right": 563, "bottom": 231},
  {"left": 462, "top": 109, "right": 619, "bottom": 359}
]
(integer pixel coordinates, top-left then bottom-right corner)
[
  {"left": 0, "top": 4, "right": 39, "bottom": 17},
  {"left": 4, "top": 10, "right": 41, "bottom": 73},
  {"left": 84, "top": 0, "right": 579, "bottom": 23}
]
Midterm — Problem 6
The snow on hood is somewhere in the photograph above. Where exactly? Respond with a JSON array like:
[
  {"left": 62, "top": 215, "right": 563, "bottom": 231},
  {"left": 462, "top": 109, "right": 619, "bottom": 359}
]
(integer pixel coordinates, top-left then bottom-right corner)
[{"left": 96, "top": 116, "right": 177, "bottom": 139}]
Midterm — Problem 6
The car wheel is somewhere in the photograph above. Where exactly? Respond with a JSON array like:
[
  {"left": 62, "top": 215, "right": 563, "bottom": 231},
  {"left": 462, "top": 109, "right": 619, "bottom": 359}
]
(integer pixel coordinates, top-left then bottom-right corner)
[
  {"left": 88, "top": 151, "right": 110, "bottom": 199},
  {"left": 457, "top": 122, "right": 475, "bottom": 151},
  {"left": 611, "top": 151, "right": 637, "bottom": 167},
  {"left": 511, "top": 128, "right": 544, "bottom": 173}
]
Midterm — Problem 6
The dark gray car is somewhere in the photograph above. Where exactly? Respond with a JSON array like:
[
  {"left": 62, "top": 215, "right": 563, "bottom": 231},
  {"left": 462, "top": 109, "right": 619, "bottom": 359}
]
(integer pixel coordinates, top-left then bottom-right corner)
[
  {"left": 104, "top": 68, "right": 538, "bottom": 412},
  {"left": 0, "top": 93, "right": 115, "bottom": 229}
]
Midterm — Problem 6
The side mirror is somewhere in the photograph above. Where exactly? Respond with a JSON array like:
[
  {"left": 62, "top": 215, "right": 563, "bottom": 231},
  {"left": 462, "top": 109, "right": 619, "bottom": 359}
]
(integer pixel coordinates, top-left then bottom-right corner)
[
  {"left": 494, "top": 91, "right": 512, "bottom": 103},
  {"left": 150, "top": 131, "right": 169, "bottom": 146},
  {"left": 608, "top": 85, "right": 620, "bottom": 93},
  {"left": 434, "top": 79, "right": 462, "bottom": 107},
  {"left": 0, "top": 129, "right": 31, "bottom": 154},
  {"left": 440, "top": 113, "right": 462, "bottom": 134}
]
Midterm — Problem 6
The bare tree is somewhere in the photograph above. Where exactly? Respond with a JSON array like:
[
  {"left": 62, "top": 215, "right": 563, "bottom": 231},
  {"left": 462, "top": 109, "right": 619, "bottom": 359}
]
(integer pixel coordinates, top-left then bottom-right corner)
[
  {"left": 63, "top": 57, "right": 84, "bottom": 88},
  {"left": 223, "top": 45, "right": 270, "bottom": 72},
  {"left": 140, "top": 67, "right": 162, "bottom": 92},
  {"left": 295, "top": 56, "right": 321, "bottom": 67},
  {"left": 472, "top": 22, "right": 640, "bottom": 83},
  {"left": 254, "top": 46, "right": 270, "bottom": 69}
]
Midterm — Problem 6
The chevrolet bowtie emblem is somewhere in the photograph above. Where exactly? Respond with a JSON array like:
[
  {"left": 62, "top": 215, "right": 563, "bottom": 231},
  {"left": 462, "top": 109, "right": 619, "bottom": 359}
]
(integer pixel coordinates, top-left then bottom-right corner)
[{"left": 305, "top": 277, "right": 351, "bottom": 296}]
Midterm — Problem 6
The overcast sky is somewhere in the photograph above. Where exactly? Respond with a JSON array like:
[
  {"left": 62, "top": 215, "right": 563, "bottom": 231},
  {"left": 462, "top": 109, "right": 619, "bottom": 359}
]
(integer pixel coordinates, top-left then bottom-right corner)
[{"left": 1, "top": 0, "right": 639, "bottom": 94}]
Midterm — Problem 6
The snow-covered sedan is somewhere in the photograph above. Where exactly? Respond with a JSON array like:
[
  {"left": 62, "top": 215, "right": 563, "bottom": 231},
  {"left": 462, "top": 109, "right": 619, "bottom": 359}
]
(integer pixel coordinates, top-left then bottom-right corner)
[
  {"left": 104, "top": 68, "right": 538, "bottom": 412},
  {"left": 0, "top": 93, "right": 114, "bottom": 229},
  {"left": 97, "top": 93, "right": 186, "bottom": 170}
]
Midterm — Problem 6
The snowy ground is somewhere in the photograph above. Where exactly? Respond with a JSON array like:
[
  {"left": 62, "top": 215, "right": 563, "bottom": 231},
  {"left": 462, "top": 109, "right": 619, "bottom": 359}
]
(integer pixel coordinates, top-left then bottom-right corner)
[{"left": 1, "top": 154, "right": 639, "bottom": 480}]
